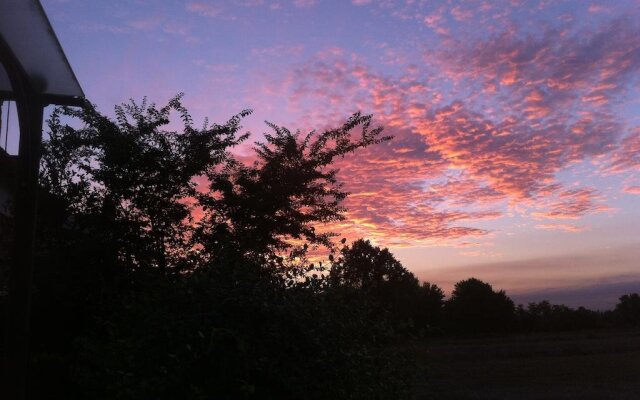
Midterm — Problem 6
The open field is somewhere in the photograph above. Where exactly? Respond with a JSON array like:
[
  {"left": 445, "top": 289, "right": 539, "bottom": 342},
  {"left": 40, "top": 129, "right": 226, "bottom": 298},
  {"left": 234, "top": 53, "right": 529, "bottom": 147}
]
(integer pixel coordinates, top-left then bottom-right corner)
[{"left": 414, "top": 329, "right": 640, "bottom": 400}]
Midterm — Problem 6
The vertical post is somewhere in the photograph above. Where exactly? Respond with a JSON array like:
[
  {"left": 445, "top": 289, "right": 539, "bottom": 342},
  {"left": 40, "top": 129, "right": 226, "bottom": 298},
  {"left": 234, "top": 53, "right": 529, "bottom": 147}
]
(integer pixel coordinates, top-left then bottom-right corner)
[{"left": 3, "top": 90, "right": 43, "bottom": 400}]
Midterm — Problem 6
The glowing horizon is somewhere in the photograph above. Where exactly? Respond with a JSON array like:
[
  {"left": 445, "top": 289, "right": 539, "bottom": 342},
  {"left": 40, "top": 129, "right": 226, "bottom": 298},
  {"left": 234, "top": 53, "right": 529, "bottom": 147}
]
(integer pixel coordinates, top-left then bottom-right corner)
[{"left": 40, "top": 0, "right": 640, "bottom": 308}]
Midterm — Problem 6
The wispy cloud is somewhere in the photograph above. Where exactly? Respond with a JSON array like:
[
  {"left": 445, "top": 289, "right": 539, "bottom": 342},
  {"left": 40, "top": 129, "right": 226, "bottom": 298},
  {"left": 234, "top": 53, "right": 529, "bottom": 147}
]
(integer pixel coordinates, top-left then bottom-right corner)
[
  {"left": 623, "top": 185, "right": 640, "bottom": 195},
  {"left": 186, "top": 2, "right": 225, "bottom": 17},
  {"left": 532, "top": 188, "right": 611, "bottom": 220},
  {"left": 535, "top": 223, "right": 587, "bottom": 233},
  {"left": 607, "top": 128, "right": 640, "bottom": 174},
  {"left": 293, "top": 0, "right": 316, "bottom": 8}
]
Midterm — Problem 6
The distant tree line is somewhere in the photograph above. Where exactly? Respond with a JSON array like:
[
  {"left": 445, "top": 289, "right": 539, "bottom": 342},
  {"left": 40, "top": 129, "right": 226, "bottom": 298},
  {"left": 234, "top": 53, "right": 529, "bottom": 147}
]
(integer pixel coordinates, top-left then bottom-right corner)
[
  {"left": 0, "top": 96, "right": 638, "bottom": 399},
  {"left": 331, "top": 239, "right": 640, "bottom": 336}
]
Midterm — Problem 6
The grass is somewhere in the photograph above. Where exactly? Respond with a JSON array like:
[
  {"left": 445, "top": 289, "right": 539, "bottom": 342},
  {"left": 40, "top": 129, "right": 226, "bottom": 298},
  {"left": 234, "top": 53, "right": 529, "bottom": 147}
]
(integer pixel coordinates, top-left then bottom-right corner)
[{"left": 413, "top": 329, "right": 640, "bottom": 400}]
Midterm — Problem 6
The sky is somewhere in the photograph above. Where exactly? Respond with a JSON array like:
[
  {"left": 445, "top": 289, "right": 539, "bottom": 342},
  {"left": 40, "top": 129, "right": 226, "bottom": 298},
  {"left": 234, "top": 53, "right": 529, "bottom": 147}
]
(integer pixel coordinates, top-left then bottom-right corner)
[{"left": 32, "top": 0, "right": 640, "bottom": 308}]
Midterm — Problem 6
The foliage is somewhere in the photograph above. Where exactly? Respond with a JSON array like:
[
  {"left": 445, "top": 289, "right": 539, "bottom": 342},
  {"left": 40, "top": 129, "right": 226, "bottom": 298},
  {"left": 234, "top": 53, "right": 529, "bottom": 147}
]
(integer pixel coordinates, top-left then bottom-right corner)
[
  {"left": 15, "top": 94, "right": 640, "bottom": 399},
  {"left": 613, "top": 293, "right": 640, "bottom": 327},
  {"left": 40, "top": 95, "right": 390, "bottom": 271},
  {"left": 330, "top": 239, "right": 418, "bottom": 291},
  {"left": 515, "top": 301, "right": 605, "bottom": 332},
  {"left": 28, "top": 96, "right": 414, "bottom": 399},
  {"left": 415, "top": 282, "right": 446, "bottom": 333},
  {"left": 195, "top": 115, "right": 390, "bottom": 264},
  {"left": 445, "top": 278, "right": 515, "bottom": 334},
  {"left": 329, "top": 239, "right": 446, "bottom": 334},
  {"left": 76, "top": 264, "right": 413, "bottom": 400},
  {"left": 41, "top": 95, "right": 249, "bottom": 272}
]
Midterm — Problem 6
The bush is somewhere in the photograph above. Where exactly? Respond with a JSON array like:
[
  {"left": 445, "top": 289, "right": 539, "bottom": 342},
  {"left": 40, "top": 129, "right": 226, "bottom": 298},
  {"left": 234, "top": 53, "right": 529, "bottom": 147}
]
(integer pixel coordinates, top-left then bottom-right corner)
[{"left": 74, "top": 262, "right": 414, "bottom": 399}]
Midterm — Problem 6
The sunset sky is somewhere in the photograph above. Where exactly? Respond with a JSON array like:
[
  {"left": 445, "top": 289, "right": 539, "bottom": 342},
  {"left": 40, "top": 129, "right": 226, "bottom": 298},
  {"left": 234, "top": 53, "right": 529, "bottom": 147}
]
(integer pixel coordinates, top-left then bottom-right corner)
[{"left": 39, "top": 0, "right": 640, "bottom": 308}]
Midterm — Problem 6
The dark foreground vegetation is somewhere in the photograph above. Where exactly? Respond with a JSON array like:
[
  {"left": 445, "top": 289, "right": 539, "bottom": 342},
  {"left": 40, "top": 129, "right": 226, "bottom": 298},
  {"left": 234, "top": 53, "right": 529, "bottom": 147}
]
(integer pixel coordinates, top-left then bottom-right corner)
[{"left": 1, "top": 96, "right": 639, "bottom": 399}]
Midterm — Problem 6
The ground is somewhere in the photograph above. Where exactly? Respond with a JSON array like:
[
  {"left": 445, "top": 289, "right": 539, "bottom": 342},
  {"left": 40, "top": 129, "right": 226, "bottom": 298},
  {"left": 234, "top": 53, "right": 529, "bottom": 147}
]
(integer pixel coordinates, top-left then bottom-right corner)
[{"left": 414, "top": 329, "right": 640, "bottom": 400}]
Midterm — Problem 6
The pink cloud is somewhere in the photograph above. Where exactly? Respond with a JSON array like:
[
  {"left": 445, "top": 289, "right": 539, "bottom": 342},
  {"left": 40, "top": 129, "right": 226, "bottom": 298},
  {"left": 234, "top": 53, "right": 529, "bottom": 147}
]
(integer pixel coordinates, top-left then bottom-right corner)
[
  {"left": 425, "top": 178, "right": 507, "bottom": 206},
  {"left": 266, "top": 43, "right": 629, "bottom": 243},
  {"left": 607, "top": 129, "right": 640, "bottom": 174},
  {"left": 450, "top": 6, "right": 473, "bottom": 21},
  {"left": 535, "top": 223, "right": 587, "bottom": 233},
  {"left": 532, "top": 188, "right": 611, "bottom": 220},
  {"left": 434, "top": 17, "right": 640, "bottom": 115},
  {"left": 588, "top": 4, "right": 612, "bottom": 13},
  {"left": 623, "top": 185, "right": 640, "bottom": 195},
  {"left": 186, "top": 2, "right": 224, "bottom": 17},
  {"left": 240, "top": 10, "right": 640, "bottom": 246},
  {"left": 293, "top": 0, "right": 316, "bottom": 8},
  {"left": 418, "top": 103, "right": 567, "bottom": 200}
]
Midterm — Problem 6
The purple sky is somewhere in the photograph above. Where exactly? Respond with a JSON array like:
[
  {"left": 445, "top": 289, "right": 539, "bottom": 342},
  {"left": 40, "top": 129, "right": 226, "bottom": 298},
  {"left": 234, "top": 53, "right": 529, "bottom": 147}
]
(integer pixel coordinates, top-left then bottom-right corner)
[{"left": 38, "top": 0, "right": 640, "bottom": 308}]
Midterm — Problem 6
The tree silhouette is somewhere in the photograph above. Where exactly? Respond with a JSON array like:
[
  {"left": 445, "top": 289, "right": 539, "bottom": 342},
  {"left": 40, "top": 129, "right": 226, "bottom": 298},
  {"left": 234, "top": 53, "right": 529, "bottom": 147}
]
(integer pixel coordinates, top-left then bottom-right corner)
[
  {"left": 27, "top": 97, "right": 413, "bottom": 399},
  {"left": 415, "top": 282, "right": 445, "bottom": 332},
  {"left": 445, "top": 278, "right": 515, "bottom": 334},
  {"left": 24, "top": 93, "right": 636, "bottom": 399},
  {"left": 330, "top": 240, "right": 415, "bottom": 288},
  {"left": 614, "top": 293, "right": 640, "bottom": 327},
  {"left": 41, "top": 95, "right": 249, "bottom": 273},
  {"left": 329, "top": 239, "right": 422, "bottom": 327},
  {"left": 195, "top": 114, "right": 391, "bottom": 266},
  {"left": 516, "top": 300, "right": 604, "bottom": 332}
]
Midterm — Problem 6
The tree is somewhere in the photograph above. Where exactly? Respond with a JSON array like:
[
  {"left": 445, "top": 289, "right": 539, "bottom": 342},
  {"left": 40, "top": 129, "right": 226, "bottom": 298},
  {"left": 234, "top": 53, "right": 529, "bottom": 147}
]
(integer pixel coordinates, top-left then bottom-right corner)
[
  {"left": 32, "top": 95, "right": 251, "bottom": 396},
  {"left": 41, "top": 97, "right": 390, "bottom": 272},
  {"left": 516, "top": 300, "right": 604, "bottom": 332},
  {"left": 415, "top": 282, "right": 445, "bottom": 332},
  {"left": 329, "top": 239, "right": 421, "bottom": 325},
  {"left": 30, "top": 96, "right": 413, "bottom": 399},
  {"left": 195, "top": 115, "right": 390, "bottom": 266},
  {"left": 445, "top": 278, "right": 515, "bottom": 334},
  {"left": 40, "top": 95, "right": 249, "bottom": 273},
  {"left": 330, "top": 240, "right": 416, "bottom": 290},
  {"left": 614, "top": 293, "right": 640, "bottom": 327}
]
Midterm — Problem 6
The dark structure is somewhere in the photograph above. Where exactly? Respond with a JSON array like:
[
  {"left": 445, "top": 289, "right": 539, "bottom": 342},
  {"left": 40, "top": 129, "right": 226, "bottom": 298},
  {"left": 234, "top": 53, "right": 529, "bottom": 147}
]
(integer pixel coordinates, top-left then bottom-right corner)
[
  {"left": 0, "top": 147, "right": 16, "bottom": 217},
  {"left": 0, "top": 148, "right": 15, "bottom": 300},
  {"left": 0, "top": 2, "right": 84, "bottom": 398}
]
